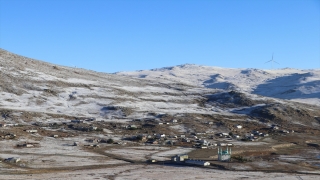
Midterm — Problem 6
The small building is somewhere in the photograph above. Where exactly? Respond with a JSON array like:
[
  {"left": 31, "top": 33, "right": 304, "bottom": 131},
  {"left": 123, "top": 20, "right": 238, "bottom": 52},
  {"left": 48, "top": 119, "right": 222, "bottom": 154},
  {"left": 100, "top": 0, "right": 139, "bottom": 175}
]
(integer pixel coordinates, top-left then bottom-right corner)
[
  {"left": 171, "top": 154, "right": 189, "bottom": 162},
  {"left": 252, "top": 130, "right": 259, "bottom": 135},
  {"left": 218, "top": 146, "right": 231, "bottom": 161},
  {"left": 219, "top": 133, "right": 229, "bottom": 137},
  {"left": 217, "top": 142, "right": 227, "bottom": 146},
  {"left": 25, "top": 130, "right": 37, "bottom": 133},
  {"left": 199, "top": 139, "right": 208, "bottom": 145},
  {"left": 52, "top": 135, "right": 59, "bottom": 138},
  {"left": 22, "top": 144, "right": 34, "bottom": 148},
  {"left": 137, "top": 134, "right": 147, "bottom": 142},
  {"left": 171, "top": 119, "right": 178, "bottom": 123},
  {"left": 2, "top": 133, "right": 16, "bottom": 139},
  {"left": 126, "top": 125, "right": 137, "bottom": 129},
  {"left": 281, "top": 130, "right": 289, "bottom": 133},
  {"left": 5, "top": 157, "right": 20, "bottom": 163},
  {"left": 148, "top": 159, "right": 157, "bottom": 163},
  {"left": 85, "top": 118, "right": 96, "bottom": 121},
  {"left": 185, "top": 160, "right": 210, "bottom": 166},
  {"left": 4, "top": 123, "right": 18, "bottom": 127},
  {"left": 233, "top": 135, "right": 240, "bottom": 139},
  {"left": 87, "top": 138, "right": 100, "bottom": 143},
  {"left": 89, "top": 126, "right": 97, "bottom": 131},
  {"left": 235, "top": 125, "right": 242, "bottom": 129},
  {"left": 156, "top": 134, "right": 165, "bottom": 139}
]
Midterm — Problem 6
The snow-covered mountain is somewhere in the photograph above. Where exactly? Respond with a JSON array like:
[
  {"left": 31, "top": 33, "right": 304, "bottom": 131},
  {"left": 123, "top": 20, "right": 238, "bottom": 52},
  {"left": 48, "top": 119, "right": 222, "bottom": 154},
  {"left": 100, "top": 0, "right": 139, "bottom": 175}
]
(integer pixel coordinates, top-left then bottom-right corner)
[
  {"left": 0, "top": 49, "right": 215, "bottom": 119},
  {"left": 0, "top": 49, "right": 319, "bottom": 130},
  {"left": 116, "top": 64, "right": 320, "bottom": 106}
]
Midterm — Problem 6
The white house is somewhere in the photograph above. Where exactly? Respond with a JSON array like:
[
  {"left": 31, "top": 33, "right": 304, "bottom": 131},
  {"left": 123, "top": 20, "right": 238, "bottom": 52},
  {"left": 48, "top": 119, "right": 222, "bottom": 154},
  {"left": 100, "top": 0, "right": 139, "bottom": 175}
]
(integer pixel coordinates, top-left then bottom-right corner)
[
  {"left": 217, "top": 142, "right": 227, "bottom": 146},
  {"left": 171, "top": 119, "right": 178, "bottom": 123},
  {"left": 156, "top": 134, "right": 166, "bottom": 138},
  {"left": 282, "top": 130, "right": 289, "bottom": 133},
  {"left": 1, "top": 123, "right": 18, "bottom": 127},
  {"left": 25, "top": 130, "right": 37, "bottom": 133},
  {"left": 24, "top": 144, "right": 34, "bottom": 148},
  {"left": 222, "top": 133, "right": 229, "bottom": 136},
  {"left": 235, "top": 125, "right": 242, "bottom": 129}
]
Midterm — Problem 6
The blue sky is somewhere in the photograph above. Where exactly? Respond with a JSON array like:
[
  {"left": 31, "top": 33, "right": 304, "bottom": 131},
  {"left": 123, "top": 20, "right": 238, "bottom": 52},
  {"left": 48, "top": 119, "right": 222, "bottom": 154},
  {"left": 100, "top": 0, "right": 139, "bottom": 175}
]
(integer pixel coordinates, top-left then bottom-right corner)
[{"left": 0, "top": 0, "right": 319, "bottom": 72}]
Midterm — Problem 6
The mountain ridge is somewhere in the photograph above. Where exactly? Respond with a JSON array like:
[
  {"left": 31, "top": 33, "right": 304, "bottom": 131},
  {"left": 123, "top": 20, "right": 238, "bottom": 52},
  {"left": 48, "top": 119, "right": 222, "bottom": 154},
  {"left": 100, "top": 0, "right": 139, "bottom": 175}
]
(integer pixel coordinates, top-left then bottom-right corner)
[{"left": 116, "top": 63, "right": 320, "bottom": 106}]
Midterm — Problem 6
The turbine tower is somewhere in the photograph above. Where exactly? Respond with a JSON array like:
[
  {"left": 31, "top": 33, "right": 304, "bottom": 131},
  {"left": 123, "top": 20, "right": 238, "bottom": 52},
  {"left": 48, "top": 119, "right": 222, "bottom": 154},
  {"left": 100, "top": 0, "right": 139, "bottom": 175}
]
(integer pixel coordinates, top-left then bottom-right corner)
[{"left": 265, "top": 53, "right": 279, "bottom": 69}]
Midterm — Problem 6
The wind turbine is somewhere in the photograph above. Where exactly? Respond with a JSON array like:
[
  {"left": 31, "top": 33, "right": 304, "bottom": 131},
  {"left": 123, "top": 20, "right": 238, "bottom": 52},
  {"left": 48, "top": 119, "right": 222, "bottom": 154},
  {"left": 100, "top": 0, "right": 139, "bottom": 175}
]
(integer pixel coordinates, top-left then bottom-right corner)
[{"left": 265, "top": 53, "right": 279, "bottom": 69}]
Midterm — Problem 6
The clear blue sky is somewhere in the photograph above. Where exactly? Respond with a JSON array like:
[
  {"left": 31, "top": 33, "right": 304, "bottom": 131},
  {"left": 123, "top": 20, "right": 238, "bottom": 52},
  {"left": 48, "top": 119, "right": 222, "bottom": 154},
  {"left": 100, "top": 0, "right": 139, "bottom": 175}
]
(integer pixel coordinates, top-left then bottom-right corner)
[{"left": 1, "top": 0, "right": 319, "bottom": 72}]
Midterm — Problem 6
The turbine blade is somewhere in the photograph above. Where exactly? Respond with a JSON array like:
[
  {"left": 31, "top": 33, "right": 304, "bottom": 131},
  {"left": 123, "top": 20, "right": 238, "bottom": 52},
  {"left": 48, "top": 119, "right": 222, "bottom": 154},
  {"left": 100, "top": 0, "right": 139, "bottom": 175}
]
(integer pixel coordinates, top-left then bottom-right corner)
[
  {"left": 265, "top": 60, "right": 272, "bottom": 63},
  {"left": 273, "top": 60, "right": 280, "bottom": 64}
]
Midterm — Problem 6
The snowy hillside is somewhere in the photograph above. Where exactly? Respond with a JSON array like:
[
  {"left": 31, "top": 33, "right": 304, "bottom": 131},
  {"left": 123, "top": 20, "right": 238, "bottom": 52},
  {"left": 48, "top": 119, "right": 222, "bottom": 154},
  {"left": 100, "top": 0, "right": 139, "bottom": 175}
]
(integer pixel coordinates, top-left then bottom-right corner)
[
  {"left": 1, "top": 49, "right": 319, "bottom": 130},
  {"left": 116, "top": 64, "right": 320, "bottom": 106},
  {"left": 0, "top": 49, "right": 216, "bottom": 120}
]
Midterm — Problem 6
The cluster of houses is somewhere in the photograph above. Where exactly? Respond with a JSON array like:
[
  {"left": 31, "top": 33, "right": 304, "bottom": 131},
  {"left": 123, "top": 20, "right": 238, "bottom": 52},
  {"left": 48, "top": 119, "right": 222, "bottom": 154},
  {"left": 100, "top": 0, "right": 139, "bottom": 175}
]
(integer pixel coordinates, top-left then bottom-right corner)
[
  {"left": 270, "top": 125, "right": 293, "bottom": 134},
  {"left": 243, "top": 125, "right": 294, "bottom": 141},
  {"left": 4, "top": 157, "right": 20, "bottom": 163},
  {"left": 0, "top": 123, "right": 19, "bottom": 127},
  {"left": 125, "top": 131, "right": 236, "bottom": 149},
  {"left": 72, "top": 137, "right": 124, "bottom": 148},
  {"left": 245, "top": 130, "right": 269, "bottom": 141},
  {"left": 123, "top": 120, "right": 244, "bottom": 148},
  {"left": 16, "top": 142, "right": 39, "bottom": 148},
  {"left": 0, "top": 132, "right": 16, "bottom": 139},
  {"left": 68, "top": 124, "right": 98, "bottom": 132}
]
